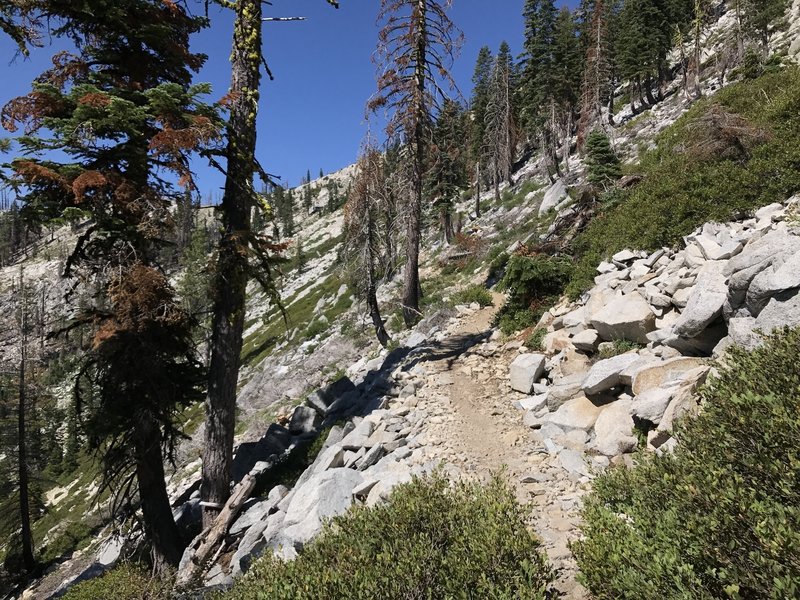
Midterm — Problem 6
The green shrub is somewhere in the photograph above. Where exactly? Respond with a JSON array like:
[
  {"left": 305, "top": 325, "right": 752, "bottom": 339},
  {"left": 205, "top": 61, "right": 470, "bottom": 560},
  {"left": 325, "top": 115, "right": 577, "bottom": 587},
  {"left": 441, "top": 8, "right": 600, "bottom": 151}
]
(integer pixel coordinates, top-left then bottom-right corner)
[
  {"left": 585, "top": 129, "right": 622, "bottom": 188},
  {"left": 525, "top": 328, "right": 546, "bottom": 351},
  {"left": 453, "top": 284, "right": 494, "bottom": 307},
  {"left": 61, "top": 563, "right": 171, "bottom": 600},
  {"left": 222, "top": 474, "right": 554, "bottom": 600},
  {"left": 496, "top": 254, "right": 573, "bottom": 334},
  {"left": 573, "top": 327, "right": 800, "bottom": 599},
  {"left": 304, "top": 318, "right": 329, "bottom": 340},
  {"left": 568, "top": 67, "right": 800, "bottom": 297},
  {"left": 39, "top": 520, "right": 93, "bottom": 564},
  {"left": 597, "top": 338, "right": 643, "bottom": 359}
]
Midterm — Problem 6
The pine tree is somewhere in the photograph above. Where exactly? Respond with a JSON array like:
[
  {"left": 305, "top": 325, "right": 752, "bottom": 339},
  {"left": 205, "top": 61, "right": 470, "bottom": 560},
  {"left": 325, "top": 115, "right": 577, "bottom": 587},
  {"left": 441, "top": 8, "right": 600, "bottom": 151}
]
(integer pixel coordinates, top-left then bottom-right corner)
[
  {"left": 430, "top": 99, "right": 468, "bottom": 243},
  {"left": 550, "top": 8, "right": 582, "bottom": 171},
  {"left": 0, "top": 0, "right": 39, "bottom": 56},
  {"left": 585, "top": 129, "right": 622, "bottom": 188},
  {"left": 519, "top": 0, "right": 558, "bottom": 136},
  {"left": 484, "top": 44, "right": 516, "bottom": 202},
  {"left": 3, "top": 0, "right": 216, "bottom": 572},
  {"left": 294, "top": 235, "right": 306, "bottom": 274},
  {"left": 577, "top": 0, "right": 613, "bottom": 148},
  {"left": 370, "top": 0, "right": 462, "bottom": 327},
  {"left": 469, "top": 46, "right": 493, "bottom": 217},
  {"left": 201, "top": 0, "right": 340, "bottom": 531},
  {"left": 742, "top": 0, "right": 789, "bottom": 50}
]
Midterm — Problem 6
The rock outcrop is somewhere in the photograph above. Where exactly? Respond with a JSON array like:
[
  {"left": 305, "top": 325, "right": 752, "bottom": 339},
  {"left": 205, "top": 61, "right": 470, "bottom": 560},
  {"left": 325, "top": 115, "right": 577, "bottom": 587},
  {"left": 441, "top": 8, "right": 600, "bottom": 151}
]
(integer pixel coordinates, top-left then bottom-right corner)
[{"left": 507, "top": 197, "right": 799, "bottom": 464}]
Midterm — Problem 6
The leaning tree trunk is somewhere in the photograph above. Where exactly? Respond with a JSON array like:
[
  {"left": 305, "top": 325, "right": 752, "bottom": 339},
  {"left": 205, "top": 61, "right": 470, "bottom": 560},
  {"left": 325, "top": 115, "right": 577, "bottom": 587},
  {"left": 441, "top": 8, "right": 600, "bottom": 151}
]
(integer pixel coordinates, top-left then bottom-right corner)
[
  {"left": 401, "top": 0, "right": 427, "bottom": 328},
  {"left": 202, "top": 0, "right": 260, "bottom": 528},
  {"left": 366, "top": 201, "right": 390, "bottom": 347},
  {"left": 134, "top": 412, "right": 184, "bottom": 572}
]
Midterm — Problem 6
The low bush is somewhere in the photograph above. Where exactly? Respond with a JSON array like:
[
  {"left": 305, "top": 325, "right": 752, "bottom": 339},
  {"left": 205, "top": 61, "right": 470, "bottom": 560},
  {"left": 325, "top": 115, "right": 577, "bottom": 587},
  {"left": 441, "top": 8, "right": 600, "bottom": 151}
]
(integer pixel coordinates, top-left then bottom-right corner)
[
  {"left": 304, "top": 318, "right": 329, "bottom": 340},
  {"left": 573, "top": 327, "right": 800, "bottom": 599},
  {"left": 525, "top": 328, "right": 546, "bottom": 351},
  {"left": 62, "top": 563, "right": 171, "bottom": 600},
  {"left": 597, "top": 339, "right": 643, "bottom": 359},
  {"left": 496, "top": 253, "right": 573, "bottom": 334},
  {"left": 453, "top": 284, "right": 494, "bottom": 307},
  {"left": 222, "top": 473, "right": 554, "bottom": 600}
]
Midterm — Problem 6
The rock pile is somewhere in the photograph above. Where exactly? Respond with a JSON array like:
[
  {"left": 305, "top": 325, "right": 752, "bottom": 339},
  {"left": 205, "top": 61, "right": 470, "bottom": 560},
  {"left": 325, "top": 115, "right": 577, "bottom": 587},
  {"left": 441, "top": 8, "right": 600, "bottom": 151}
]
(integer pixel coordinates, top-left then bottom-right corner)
[{"left": 508, "top": 198, "right": 800, "bottom": 462}]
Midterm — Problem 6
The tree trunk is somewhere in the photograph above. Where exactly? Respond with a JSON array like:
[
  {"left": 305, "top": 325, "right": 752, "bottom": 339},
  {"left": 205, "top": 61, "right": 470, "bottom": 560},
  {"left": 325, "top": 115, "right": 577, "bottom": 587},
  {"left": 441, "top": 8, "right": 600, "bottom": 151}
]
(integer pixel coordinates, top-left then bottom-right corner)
[
  {"left": 402, "top": 0, "right": 427, "bottom": 329},
  {"left": 644, "top": 73, "right": 657, "bottom": 106},
  {"left": 18, "top": 287, "right": 35, "bottom": 575},
  {"left": 202, "top": 0, "right": 260, "bottom": 528},
  {"left": 608, "top": 89, "right": 616, "bottom": 126},
  {"left": 474, "top": 161, "right": 481, "bottom": 218},
  {"left": 693, "top": 1, "right": 703, "bottom": 99},
  {"left": 367, "top": 268, "right": 390, "bottom": 348},
  {"left": 134, "top": 412, "right": 184, "bottom": 573}
]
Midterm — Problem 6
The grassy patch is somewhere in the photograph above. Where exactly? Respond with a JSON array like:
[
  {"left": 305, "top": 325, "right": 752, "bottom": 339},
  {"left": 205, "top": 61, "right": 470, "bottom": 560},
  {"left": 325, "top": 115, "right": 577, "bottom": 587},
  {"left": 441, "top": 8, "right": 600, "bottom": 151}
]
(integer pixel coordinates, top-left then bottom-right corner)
[
  {"left": 567, "top": 67, "right": 800, "bottom": 297},
  {"left": 525, "top": 328, "right": 547, "bottom": 351},
  {"left": 597, "top": 339, "right": 644, "bottom": 359},
  {"left": 453, "top": 284, "right": 493, "bottom": 307}
]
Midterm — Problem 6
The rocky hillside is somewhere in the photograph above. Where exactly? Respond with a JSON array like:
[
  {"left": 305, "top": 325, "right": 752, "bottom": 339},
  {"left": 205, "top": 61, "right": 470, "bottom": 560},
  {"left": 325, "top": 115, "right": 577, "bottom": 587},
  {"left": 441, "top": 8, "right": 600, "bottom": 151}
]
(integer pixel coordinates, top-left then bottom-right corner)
[{"left": 7, "top": 2, "right": 800, "bottom": 597}]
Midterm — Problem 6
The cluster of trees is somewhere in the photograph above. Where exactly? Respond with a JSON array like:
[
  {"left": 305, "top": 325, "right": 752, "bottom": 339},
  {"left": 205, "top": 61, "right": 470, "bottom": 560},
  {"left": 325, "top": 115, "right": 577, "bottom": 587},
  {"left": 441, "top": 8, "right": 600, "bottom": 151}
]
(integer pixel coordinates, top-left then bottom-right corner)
[
  {"left": 341, "top": 0, "right": 789, "bottom": 343},
  {"left": 0, "top": 0, "right": 339, "bottom": 583},
  {"left": 0, "top": 0, "right": 791, "bottom": 589}
]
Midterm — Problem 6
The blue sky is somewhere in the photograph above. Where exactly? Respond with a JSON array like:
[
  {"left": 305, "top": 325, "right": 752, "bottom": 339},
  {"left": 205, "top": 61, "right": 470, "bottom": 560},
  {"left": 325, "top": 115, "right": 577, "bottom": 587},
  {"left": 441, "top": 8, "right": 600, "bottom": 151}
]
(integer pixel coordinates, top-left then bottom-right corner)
[{"left": 0, "top": 0, "right": 574, "bottom": 198}]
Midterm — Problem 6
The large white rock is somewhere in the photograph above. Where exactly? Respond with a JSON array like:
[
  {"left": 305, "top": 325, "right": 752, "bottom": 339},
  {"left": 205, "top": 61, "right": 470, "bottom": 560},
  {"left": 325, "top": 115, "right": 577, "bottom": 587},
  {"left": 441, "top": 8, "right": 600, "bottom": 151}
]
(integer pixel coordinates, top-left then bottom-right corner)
[
  {"left": 548, "top": 395, "right": 604, "bottom": 432},
  {"left": 288, "top": 405, "right": 320, "bottom": 434},
  {"left": 590, "top": 293, "right": 656, "bottom": 344},
  {"left": 545, "top": 372, "right": 585, "bottom": 410},
  {"left": 673, "top": 261, "right": 728, "bottom": 338},
  {"left": 746, "top": 249, "right": 800, "bottom": 308},
  {"left": 725, "top": 228, "right": 800, "bottom": 313},
  {"left": 280, "top": 468, "right": 364, "bottom": 547},
  {"left": 582, "top": 353, "right": 641, "bottom": 395},
  {"left": 538, "top": 179, "right": 569, "bottom": 215},
  {"left": 593, "top": 399, "right": 638, "bottom": 456},
  {"left": 631, "top": 387, "right": 674, "bottom": 424},
  {"left": 754, "top": 290, "right": 800, "bottom": 336},
  {"left": 572, "top": 329, "right": 600, "bottom": 353},
  {"left": 655, "top": 368, "right": 708, "bottom": 435},
  {"left": 509, "top": 353, "right": 547, "bottom": 394},
  {"left": 631, "top": 357, "right": 710, "bottom": 396}
]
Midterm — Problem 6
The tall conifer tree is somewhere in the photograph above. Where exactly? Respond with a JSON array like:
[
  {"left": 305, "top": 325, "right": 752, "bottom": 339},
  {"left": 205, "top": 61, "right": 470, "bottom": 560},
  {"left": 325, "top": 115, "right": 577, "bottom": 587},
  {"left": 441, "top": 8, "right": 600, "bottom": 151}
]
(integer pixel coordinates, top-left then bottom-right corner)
[{"left": 3, "top": 0, "right": 217, "bottom": 571}]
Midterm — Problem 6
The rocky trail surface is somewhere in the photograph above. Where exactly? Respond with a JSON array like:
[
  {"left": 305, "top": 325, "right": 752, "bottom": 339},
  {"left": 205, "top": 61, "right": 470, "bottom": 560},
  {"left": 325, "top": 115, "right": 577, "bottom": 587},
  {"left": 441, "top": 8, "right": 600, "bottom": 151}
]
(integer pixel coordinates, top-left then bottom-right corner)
[{"left": 401, "top": 294, "right": 589, "bottom": 599}]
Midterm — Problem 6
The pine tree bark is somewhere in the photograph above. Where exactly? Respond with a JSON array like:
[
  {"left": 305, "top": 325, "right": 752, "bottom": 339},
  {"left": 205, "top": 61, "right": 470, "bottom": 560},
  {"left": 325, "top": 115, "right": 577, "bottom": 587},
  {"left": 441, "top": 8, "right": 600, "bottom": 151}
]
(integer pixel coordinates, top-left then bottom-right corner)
[
  {"left": 17, "top": 287, "right": 35, "bottom": 574},
  {"left": 474, "top": 161, "right": 482, "bottom": 218},
  {"left": 402, "top": 0, "right": 427, "bottom": 328},
  {"left": 133, "top": 412, "right": 184, "bottom": 572},
  {"left": 202, "top": 0, "right": 260, "bottom": 528}
]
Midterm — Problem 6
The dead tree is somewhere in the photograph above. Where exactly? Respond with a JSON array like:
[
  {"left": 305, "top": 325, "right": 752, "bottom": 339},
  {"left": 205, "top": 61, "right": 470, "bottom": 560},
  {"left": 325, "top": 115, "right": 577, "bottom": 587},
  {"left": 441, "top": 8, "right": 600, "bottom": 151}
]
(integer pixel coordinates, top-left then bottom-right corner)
[
  {"left": 577, "top": 0, "right": 611, "bottom": 149},
  {"left": 370, "top": 0, "right": 462, "bottom": 327},
  {"left": 484, "top": 52, "right": 515, "bottom": 202},
  {"left": 343, "top": 143, "right": 392, "bottom": 347}
]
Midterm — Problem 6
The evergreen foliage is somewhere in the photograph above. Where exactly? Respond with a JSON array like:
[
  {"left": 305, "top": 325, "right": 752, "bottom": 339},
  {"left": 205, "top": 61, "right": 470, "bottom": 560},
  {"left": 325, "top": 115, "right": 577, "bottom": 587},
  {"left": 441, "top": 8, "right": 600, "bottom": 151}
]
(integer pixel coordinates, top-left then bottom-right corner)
[
  {"left": 219, "top": 474, "right": 554, "bottom": 600},
  {"left": 584, "top": 129, "right": 622, "bottom": 187},
  {"left": 568, "top": 67, "right": 800, "bottom": 296},
  {"left": 574, "top": 326, "right": 800, "bottom": 599},
  {"left": 496, "top": 253, "right": 573, "bottom": 334},
  {"left": 430, "top": 99, "right": 469, "bottom": 242},
  {"left": 2, "top": 0, "right": 219, "bottom": 571}
]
